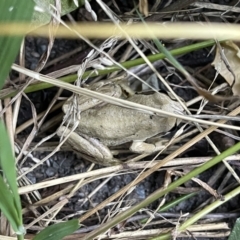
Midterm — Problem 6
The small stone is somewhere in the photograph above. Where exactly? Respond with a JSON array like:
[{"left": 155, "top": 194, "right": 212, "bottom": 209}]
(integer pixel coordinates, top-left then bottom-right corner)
[
  {"left": 31, "top": 51, "right": 40, "bottom": 58},
  {"left": 46, "top": 167, "right": 56, "bottom": 177},
  {"left": 52, "top": 161, "right": 59, "bottom": 169},
  {"left": 26, "top": 173, "right": 36, "bottom": 184}
]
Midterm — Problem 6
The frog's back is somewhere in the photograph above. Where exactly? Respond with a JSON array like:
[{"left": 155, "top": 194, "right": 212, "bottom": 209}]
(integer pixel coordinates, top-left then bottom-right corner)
[{"left": 78, "top": 93, "right": 182, "bottom": 146}]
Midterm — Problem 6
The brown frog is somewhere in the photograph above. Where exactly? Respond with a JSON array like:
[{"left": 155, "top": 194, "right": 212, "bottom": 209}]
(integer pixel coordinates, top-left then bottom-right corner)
[{"left": 57, "top": 81, "right": 184, "bottom": 166}]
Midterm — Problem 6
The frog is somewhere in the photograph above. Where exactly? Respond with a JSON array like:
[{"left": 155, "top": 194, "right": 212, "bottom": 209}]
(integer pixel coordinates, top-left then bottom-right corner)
[{"left": 57, "top": 81, "right": 184, "bottom": 166}]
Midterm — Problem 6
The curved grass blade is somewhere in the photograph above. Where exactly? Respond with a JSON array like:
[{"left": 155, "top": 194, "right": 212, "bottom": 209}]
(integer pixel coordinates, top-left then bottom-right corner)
[
  {"left": 0, "top": 121, "right": 25, "bottom": 235},
  {"left": 0, "top": 122, "right": 22, "bottom": 224},
  {"left": 32, "top": 0, "right": 85, "bottom": 28},
  {"left": 228, "top": 218, "right": 240, "bottom": 240},
  {"left": 0, "top": 0, "right": 34, "bottom": 89},
  {"left": 33, "top": 219, "right": 79, "bottom": 240},
  {"left": 0, "top": 176, "right": 19, "bottom": 232}
]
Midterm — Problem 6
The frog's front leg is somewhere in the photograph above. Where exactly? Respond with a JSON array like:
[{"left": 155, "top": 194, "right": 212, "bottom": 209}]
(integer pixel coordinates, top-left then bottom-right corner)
[
  {"left": 57, "top": 126, "right": 121, "bottom": 166},
  {"left": 130, "top": 139, "right": 168, "bottom": 154}
]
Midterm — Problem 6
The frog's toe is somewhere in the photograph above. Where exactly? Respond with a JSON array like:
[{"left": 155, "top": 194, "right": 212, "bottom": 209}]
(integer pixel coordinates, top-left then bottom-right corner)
[{"left": 130, "top": 140, "right": 166, "bottom": 154}]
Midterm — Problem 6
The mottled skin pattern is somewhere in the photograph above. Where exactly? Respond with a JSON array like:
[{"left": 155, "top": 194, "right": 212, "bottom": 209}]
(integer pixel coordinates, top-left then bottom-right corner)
[{"left": 77, "top": 93, "right": 182, "bottom": 146}]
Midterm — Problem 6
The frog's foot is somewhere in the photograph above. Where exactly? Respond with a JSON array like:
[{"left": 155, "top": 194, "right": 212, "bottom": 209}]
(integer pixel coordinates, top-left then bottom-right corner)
[
  {"left": 57, "top": 126, "right": 121, "bottom": 166},
  {"left": 130, "top": 140, "right": 168, "bottom": 154}
]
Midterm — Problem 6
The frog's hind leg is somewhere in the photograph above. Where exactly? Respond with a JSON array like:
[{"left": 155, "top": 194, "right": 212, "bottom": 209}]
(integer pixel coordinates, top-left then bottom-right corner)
[{"left": 57, "top": 126, "right": 121, "bottom": 166}]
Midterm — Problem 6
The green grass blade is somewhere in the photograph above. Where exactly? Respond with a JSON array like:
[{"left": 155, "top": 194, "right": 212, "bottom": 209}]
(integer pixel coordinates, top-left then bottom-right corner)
[
  {"left": 0, "top": 176, "right": 20, "bottom": 232},
  {"left": 229, "top": 218, "right": 240, "bottom": 240},
  {"left": 0, "top": 0, "right": 34, "bottom": 89},
  {"left": 0, "top": 121, "right": 23, "bottom": 229},
  {"left": 137, "top": 10, "right": 186, "bottom": 73},
  {"left": 33, "top": 219, "right": 79, "bottom": 240}
]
